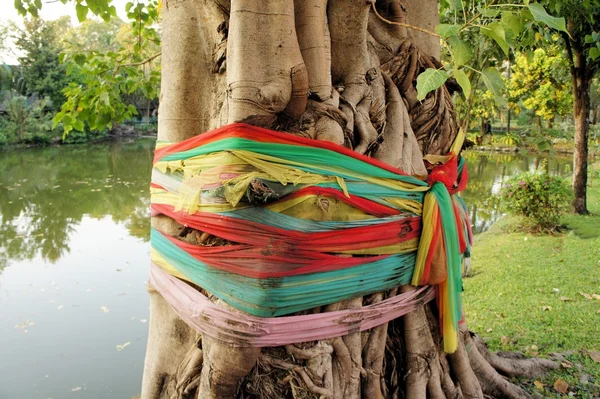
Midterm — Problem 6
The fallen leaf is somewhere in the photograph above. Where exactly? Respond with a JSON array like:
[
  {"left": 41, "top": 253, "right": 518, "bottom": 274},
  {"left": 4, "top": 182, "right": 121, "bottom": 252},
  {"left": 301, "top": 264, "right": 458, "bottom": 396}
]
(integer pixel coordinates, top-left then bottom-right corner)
[
  {"left": 139, "top": 319, "right": 147, "bottom": 323},
  {"left": 100, "top": 306, "right": 109, "bottom": 313},
  {"left": 592, "top": 294, "right": 600, "bottom": 300},
  {"left": 559, "top": 296, "right": 571, "bottom": 301},
  {"left": 531, "top": 345, "right": 539, "bottom": 351},
  {"left": 580, "top": 292, "right": 592, "bottom": 300},
  {"left": 71, "top": 387, "right": 82, "bottom": 392},
  {"left": 501, "top": 336, "right": 510, "bottom": 345},
  {"left": 590, "top": 351, "right": 600, "bottom": 363},
  {"left": 534, "top": 380, "right": 545, "bottom": 390},
  {"left": 542, "top": 305, "right": 552, "bottom": 311},
  {"left": 554, "top": 379, "right": 568, "bottom": 394},
  {"left": 553, "top": 288, "right": 560, "bottom": 293},
  {"left": 561, "top": 361, "right": 573, "bottom": 368},
  {"left": 116, "top": 342, "right": 131, "bottom": 351}
]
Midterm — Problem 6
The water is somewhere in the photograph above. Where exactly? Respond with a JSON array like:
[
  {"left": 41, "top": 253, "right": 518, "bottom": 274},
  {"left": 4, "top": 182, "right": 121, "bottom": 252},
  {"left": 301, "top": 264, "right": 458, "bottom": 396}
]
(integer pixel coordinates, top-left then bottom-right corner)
[
  {"left": 461, "top": 151, "right": 572, "bottom": 233},
  {"left": 0, "top": 140, "right": 154, "bottom": 399},
  {"left": 0, "top": 142, "right": 572, "bottom": 398}
]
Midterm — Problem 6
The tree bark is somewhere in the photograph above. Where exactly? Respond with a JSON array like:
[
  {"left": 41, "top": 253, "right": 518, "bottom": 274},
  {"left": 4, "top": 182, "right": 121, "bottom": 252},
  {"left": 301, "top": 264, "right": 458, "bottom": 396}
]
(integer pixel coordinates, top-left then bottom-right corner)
[
  {"left": 571, "top": 49, "right": 591, "bottom": 215},
  {"left": 141, "top": 1, "right": 558, "bottom": 398}
]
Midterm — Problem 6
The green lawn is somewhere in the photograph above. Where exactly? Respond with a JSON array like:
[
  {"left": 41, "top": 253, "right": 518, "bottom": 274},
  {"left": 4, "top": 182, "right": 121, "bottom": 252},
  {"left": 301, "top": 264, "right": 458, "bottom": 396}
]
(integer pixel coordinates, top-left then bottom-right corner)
[{"left": 464, "top": 178, "right": 600, "bottom": 397}]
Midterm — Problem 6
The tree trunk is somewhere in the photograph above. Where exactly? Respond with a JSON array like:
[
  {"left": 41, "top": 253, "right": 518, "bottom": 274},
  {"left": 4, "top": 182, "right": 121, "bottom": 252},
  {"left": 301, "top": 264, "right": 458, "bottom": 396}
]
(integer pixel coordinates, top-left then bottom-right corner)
[
  {"left": 572, "top": 50, "right": 591, "bottom": 215},
  {"left": 141, "top": 1, "right": 557, "bottom": 398}
]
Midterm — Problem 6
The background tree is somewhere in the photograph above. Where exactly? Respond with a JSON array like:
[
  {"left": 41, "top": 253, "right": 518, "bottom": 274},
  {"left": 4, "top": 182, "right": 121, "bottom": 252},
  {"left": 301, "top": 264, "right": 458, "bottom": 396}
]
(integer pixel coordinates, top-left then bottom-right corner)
[
  {"left": 534, "top": 0, "right": 600, "bottom": 214},
  {"left": 508, "top": 46, "right": 573, "bottom": 130},
  {"left": 14, "top": 17, "right": 74, "bottom": 110}
]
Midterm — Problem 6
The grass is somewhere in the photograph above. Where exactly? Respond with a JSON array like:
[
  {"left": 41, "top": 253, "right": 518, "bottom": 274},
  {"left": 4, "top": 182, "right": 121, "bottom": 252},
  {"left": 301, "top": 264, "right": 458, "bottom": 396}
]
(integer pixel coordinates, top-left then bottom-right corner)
[{"left": 464, "top": 176, "right": 600, "bottom": 397}]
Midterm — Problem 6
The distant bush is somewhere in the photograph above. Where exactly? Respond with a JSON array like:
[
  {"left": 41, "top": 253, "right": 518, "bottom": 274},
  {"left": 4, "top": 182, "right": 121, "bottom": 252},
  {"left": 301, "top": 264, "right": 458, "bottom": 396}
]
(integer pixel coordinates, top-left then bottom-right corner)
[{"left": 500, "top": 170, "right": 571, "bottom": 231}]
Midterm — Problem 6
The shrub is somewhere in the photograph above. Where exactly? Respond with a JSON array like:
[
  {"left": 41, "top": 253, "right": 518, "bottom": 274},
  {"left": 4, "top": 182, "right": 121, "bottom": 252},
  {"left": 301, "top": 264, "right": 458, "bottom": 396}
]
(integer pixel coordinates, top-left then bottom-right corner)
[{"left": 499, "top": 170, "right": 571, "bottom": 231}]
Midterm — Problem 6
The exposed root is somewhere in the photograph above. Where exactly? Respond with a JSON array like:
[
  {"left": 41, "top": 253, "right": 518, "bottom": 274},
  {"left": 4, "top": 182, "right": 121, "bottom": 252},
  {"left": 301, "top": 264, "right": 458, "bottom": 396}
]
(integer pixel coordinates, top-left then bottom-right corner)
[
  {"left": 472, "top": 334, "right": 558, "bottom": 379},
  {"left": 173, "top": 336, "right": 203, "bottom": 397},
  {"left": 463, "top": 328, "right": 532, "bottom": 399},
  {"left": 198, "top": 300, "right": 261, "bottom": 399}
]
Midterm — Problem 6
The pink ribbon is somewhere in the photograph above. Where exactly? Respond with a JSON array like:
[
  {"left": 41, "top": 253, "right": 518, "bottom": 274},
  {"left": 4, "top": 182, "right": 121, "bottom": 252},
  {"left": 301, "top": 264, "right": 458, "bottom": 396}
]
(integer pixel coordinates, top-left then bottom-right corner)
[{"left": 150, "top": 263, "right": 435, "bottom": 347}]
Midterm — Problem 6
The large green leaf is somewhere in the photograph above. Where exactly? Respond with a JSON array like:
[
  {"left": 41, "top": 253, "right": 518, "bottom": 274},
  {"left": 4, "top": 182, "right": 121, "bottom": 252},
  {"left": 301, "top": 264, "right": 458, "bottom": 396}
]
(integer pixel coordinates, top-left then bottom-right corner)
[
  {"left": 482, "top": 22, "right": 509, "bottom": 56},
  {"left": 416, "top": 69, "right": 449, "bottom": 101},
  {"left": 481, "top": 67, "right": 506, "bottom": 105},
  {"left": 449, "top": 0, "right": 463, "bottom": 12},
  {"left": 527, "top": 3, "right": 567, "bottom": 33},
  {"left": 436, "top": 24, "right": 460, "bottom": 39},
  {"left": 502, "top": 11, "right": 523, "bottom": 36},
  {"left": 76, "top": 3, "right": 88, "bottom": 22},
  {"left": 453, "top": 69, "right": 471, "bottom": 100},
  {"left": 449, "top": 36, "right": 473, "bottom": 67}
]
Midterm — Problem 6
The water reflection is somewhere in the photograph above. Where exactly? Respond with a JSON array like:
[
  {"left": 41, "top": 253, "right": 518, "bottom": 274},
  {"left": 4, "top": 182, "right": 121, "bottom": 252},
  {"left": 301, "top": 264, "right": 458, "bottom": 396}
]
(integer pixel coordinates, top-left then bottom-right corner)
[
  {"left": 461, "top": 151, "right": 572, "bottom": 233},
  {"left": 0, "top": 140, "right": 154, "bottom": 271},
  {"left": 0, "top": 139, "right": 155, "bottom": 399}
]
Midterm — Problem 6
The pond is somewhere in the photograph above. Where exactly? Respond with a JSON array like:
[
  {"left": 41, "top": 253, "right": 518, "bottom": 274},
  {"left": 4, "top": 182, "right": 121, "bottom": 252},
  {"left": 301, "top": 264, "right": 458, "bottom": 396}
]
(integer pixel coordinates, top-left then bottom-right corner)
[{"left": 0, "top": 142, "right": 572, "bottom": 398}]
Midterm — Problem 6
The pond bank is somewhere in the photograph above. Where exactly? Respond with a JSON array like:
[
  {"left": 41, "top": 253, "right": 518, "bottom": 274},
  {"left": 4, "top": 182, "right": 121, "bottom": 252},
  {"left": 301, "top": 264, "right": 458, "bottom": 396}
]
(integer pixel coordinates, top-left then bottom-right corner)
[
  {"left": 464, "top": 181, "right": 600, "bottom": 397},
  {"left": 0, "top": 124, "right": 156, "bottom": 150}
]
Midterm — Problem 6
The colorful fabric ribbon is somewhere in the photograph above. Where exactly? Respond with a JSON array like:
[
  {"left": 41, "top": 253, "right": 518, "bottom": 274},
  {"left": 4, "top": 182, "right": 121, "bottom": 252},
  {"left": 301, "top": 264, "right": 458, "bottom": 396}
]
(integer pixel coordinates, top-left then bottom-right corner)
[{"left": 150, "top": 123, "right": 472, "bottom": 353}]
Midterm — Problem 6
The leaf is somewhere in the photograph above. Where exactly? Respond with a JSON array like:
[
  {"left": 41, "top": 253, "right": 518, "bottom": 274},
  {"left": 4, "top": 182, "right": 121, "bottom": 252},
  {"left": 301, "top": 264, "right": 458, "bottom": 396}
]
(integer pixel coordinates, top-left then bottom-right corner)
[
  {"left": 533, "top": 380, "right": 545, "bottom": 390},
  {"left": 481, "top": 67, "right": 505, "bottom": 100},
  {"left": 559, "top": 296, "right": 571, "bottom": 301},
  {"left": 580, "top": 292, "right": 592, "bottom": 300},
  {"left": 449, "top": 0, "right": 463, "bottom": 12},
  {"left": 416, "top": 69, "right": 449, "bottom": 101},
  {"left": 482, "top": 22, "right": 509, "bottom": 56},
  {"left": 542, "top": 305, "right": 552, "bottom": 311},
  {"left": 436, "top": 24, "right": 460, "bottom": 39},
  {"left": 592, "top": 294, "right": 600, "bottom": 300},
  {"left": 553, "top": 379, "right": 568, "bottom": 394},
  {"left": 449, "top": 36, "right": 473, "bottom": 67},
  {"left": 502, "top": 11, "right": 522, "bottom": 35},
  {"left": 73, "top": 54, "right": 87, "bottom": 67},
  {"left": 116, "top": 341, "right": 131, "bottom": 351},
  {"left": 454, "top": 69, "right": 471, "bottom": 99},
  {"left": 527, "top": 3, "right": 567, "bottom": 33},
  {"left": 75, "top": 3, "right": 88, "bottom": 22},
  {"left": 590, "top": 47, "right": 600, "bottom": 61},
  {"left": 73, "top": 119, "right": 84, "bottom": 132},
  {"left": 590, "top": 351, "right": 600, "bottom": 363}
]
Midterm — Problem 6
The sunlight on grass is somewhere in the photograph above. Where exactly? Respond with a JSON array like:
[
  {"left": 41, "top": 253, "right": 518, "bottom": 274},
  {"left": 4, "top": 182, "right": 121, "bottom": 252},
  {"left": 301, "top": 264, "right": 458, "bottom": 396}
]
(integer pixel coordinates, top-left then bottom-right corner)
[{"left": 464, "top": 181, "right": 600, "bottom": 397}]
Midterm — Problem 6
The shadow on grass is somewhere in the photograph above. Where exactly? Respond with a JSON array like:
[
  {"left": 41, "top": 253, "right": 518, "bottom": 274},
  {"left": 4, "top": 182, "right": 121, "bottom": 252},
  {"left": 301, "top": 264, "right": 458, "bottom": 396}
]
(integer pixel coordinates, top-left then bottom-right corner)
[{"left": 563, "top": 213, "right": 600, "bottom": 239}]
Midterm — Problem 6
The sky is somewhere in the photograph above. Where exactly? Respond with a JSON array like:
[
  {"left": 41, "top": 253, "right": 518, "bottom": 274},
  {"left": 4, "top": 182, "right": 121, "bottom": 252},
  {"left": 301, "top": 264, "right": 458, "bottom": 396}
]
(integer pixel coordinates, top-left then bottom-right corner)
[{"left": 1, "top": 0, "right": 130, "bottom": 63}]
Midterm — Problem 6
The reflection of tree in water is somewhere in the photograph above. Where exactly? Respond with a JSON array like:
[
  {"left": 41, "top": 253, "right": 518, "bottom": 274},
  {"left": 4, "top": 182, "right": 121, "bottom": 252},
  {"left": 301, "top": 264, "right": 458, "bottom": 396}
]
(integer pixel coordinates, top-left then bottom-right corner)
[
  {"left": 0, "top": 139, "right": 155, "bottom": 271},
  {"left": 461, "top": 151, "right": 571, "bottom": 234}
]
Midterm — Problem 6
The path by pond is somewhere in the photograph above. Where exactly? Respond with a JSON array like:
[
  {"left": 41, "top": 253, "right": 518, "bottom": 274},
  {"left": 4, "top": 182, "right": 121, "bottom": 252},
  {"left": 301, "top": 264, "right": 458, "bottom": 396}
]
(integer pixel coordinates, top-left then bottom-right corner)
[{"left": 0, "top": 143, "right": 572, "bottom": 398}]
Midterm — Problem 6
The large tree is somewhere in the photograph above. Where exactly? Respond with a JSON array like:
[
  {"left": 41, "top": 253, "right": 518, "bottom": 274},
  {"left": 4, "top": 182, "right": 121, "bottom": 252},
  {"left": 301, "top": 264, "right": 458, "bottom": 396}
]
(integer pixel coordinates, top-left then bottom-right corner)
[
  {"left": 15, "top": 0, "right": 559, "bottom": 397},
  {"left": 140, "top": 1, "right": 558, "bottom": 398},
  {"left": 536, "top": 0, "right": 600, "bottom": 214}
]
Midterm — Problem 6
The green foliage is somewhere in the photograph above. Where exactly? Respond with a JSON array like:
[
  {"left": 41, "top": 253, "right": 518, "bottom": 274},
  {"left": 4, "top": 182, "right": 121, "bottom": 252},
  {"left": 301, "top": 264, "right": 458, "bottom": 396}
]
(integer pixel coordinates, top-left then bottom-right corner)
[
  {"left": 0, "top": 96, "right": 61, "bottom": 144},
  {"left": 53, "top": 0, "right": 161, "bottom": 134},
  {"left": 500, "top": 170, "right": 571, "bottom": 230},
  {"left": 509, "top": 47, "right": 573, "bottom": 123},
  {"left": 420, "top": 1, "right": 569, "bottom": 107},
  {"left": 14, "top": 17, "right": 74, "bottom": 111}
]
